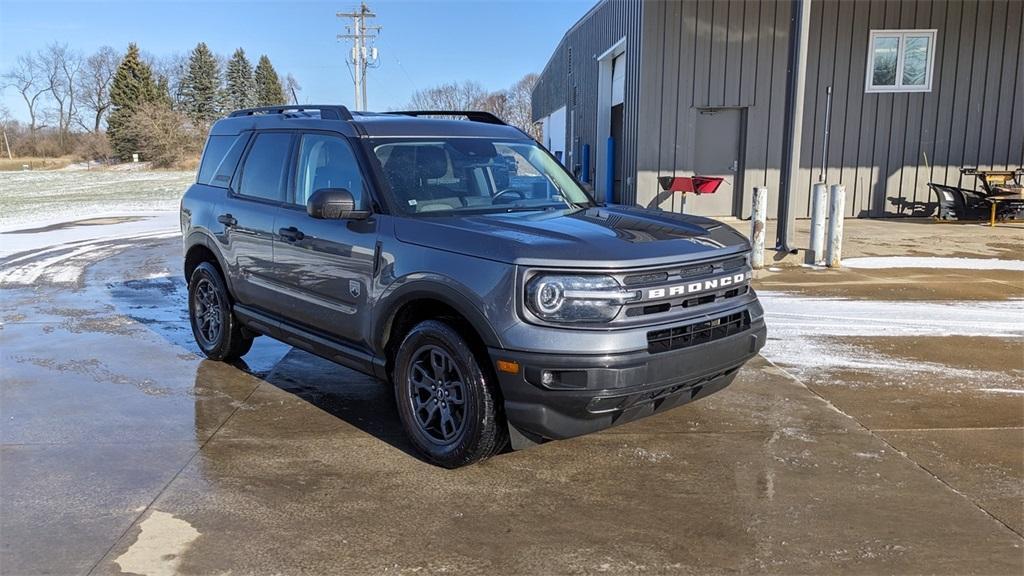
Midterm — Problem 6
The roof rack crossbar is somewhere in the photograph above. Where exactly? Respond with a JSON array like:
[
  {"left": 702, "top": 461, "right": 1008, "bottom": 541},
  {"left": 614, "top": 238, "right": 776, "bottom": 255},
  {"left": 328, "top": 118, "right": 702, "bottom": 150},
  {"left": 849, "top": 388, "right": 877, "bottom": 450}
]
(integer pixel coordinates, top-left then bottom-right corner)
[
  {"left": 386, "top": 110, "right": 507, "bottom": 125},
  {"left": 228, "top": 105, "right": 354, "bottom": 121}
]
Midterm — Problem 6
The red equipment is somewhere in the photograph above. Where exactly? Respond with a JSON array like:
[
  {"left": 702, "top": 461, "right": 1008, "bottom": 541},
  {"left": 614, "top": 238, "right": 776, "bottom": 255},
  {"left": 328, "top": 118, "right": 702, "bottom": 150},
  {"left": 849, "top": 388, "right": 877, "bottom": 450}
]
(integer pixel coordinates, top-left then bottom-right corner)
[
  {"left": 657, "top": 175, "right": 725, "bottom": 213},
  {"left": 657, "top": 175, "right": 724, "bottom": 194}
]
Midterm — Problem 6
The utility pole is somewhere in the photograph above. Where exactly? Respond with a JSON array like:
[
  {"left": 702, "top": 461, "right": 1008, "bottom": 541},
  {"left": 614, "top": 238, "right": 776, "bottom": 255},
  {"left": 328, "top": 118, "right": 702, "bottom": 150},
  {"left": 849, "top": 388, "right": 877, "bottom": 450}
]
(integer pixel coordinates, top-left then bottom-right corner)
[{"left": 337, "top": 3, "right": 381, "bottom": 111}]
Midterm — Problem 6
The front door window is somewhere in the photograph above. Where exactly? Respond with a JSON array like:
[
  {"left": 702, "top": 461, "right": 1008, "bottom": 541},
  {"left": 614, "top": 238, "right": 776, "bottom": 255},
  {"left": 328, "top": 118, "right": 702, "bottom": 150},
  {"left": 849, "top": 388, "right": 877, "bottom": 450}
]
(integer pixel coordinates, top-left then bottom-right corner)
[{"left": 294, "top": 133, "right": 364, "bottom": 207}]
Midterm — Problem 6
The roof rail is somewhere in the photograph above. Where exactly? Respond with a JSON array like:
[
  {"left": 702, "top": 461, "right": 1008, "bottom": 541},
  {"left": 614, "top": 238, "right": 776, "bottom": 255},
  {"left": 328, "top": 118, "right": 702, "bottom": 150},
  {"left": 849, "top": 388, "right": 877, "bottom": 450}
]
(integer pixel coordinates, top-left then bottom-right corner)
[
  {"left": 228, "top": 105, "right": 354, "bottom": 121},
  {"left": 387, "top": 110, "right": 507, "bottom": 125}
]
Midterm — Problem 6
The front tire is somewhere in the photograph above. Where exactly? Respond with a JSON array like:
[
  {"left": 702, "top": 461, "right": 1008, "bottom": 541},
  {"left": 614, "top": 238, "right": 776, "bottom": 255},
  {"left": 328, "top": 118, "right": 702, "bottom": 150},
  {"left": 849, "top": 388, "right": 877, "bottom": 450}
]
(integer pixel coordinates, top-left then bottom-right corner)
[
  {"left": 394, "top": 320, "right": 507, "bottom": 468},
  {"left": 188, "top": 262, "right": 252, "bottom": 361}
]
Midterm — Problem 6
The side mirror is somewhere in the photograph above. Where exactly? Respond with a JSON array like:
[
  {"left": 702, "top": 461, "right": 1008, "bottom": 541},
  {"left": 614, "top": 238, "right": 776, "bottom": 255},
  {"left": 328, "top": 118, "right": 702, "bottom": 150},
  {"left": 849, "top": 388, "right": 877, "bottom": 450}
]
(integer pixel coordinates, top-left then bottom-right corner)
[{"left": 307, "top": 188, "right": 369, "bottom": 220}]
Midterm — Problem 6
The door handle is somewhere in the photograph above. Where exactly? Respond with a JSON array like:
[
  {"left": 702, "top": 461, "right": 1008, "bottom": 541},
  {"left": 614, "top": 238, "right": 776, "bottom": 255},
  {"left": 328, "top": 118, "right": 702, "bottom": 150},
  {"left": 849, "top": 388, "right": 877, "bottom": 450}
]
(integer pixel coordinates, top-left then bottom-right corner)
[
  {"left": 278, "top": 226, "right": 305, "bottom": 242},
  {"left": 217, "top": 213, "right": 237, "bottom": 227}
]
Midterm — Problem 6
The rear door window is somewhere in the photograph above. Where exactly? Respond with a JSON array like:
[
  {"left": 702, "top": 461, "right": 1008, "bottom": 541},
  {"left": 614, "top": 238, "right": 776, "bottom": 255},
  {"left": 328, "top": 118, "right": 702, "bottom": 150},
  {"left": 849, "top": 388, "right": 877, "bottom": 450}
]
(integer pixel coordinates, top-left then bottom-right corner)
[{"left": 237, "top": 132, "right": 293, "bottom": 202}]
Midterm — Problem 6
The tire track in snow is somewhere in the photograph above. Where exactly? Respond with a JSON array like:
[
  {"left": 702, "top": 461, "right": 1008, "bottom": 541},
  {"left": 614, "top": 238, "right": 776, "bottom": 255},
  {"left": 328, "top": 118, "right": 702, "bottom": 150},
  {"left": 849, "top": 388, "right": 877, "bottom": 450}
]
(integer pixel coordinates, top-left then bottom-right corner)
[{"left": 0, "top": 229, "right": 179, "bottom": 288}]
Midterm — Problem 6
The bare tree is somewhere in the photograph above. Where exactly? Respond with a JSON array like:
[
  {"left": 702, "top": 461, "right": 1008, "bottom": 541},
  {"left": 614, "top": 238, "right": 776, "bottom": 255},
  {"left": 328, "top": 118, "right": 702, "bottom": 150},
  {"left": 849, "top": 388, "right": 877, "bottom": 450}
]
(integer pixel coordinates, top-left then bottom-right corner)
[
  {"left": 76, "top": 46, "right": 120, "bottom": 132},
  {"left": 147, "top": 51, "right": 189, "bottom": 106},
  {"left": 477, "top": 90, "right": 510, "bottom": 121},
  {"left": 0, "top": 104, "right": 14, "bottom": 159},
  {"left": 39, "top": 43, "right": 82, "bottom": 150},
  {"left": 505, "top": 73, "right": 540, "bottom": 139},
  {"left": 284, "top": 73, "right": 302, "bottom": 104},
  {"left": 408, "top": 81, "right": 487, "bottom": 110},
  {"left": 405, "top": 75, "right": 539, "bottom": 137},
  {"left": 2, "top": 53, "right": 50, "bottom": 132}
]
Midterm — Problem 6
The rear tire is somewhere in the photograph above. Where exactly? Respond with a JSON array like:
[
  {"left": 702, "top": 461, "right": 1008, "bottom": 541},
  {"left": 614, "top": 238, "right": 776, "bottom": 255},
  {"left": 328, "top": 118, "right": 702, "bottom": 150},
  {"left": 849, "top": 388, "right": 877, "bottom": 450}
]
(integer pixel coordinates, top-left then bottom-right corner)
[
  {"left": 188, "top": 262, "right": 253, "bottom": 361},
  {"left": 393, "top": 320, "right": 507, "bottom": 468}
]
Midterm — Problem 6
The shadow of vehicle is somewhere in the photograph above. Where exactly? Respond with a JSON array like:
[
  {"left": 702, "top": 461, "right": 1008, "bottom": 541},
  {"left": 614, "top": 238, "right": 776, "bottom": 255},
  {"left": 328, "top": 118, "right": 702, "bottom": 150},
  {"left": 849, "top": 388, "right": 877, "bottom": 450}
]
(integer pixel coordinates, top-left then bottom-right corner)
[
  {"left": 253, "top": 348, "right": 425, "bottom": 459},
  {"left": 106, "top": 275, "right": 431, "bottom": 462}
]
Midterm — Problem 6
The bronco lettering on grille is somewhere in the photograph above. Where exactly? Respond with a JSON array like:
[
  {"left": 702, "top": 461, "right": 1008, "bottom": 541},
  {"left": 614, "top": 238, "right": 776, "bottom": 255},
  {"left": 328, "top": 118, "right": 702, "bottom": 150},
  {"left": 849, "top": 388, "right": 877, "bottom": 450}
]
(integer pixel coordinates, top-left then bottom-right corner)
[{"left": 646, "top": 271, "right": 752, "bottom": 299}]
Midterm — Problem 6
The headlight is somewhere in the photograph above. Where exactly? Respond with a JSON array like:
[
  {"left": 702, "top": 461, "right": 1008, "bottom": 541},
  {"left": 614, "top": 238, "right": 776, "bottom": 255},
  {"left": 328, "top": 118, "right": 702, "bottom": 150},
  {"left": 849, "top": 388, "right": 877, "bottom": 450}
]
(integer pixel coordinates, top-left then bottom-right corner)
[{"left": 525, "top": 275, "right": 640, "bottom": 323}]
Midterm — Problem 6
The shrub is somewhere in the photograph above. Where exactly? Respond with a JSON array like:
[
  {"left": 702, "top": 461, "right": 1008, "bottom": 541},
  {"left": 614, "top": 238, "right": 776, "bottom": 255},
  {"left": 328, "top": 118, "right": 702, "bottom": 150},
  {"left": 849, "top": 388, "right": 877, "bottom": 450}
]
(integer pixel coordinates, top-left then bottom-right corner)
[
  {"left": 73, "top": 131, "right": 114, "bottom": 162},
  {"left": 121, "top": 101, "right": 202, "bottom": 167}
]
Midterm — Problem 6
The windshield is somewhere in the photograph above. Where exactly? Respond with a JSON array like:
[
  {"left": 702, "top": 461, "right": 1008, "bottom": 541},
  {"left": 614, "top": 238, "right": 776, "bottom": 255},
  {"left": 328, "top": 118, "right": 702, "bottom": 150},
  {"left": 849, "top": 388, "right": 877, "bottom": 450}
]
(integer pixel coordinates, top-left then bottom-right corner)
[{"left": 370, "top": 138, "right": 594, "bottom": 216}]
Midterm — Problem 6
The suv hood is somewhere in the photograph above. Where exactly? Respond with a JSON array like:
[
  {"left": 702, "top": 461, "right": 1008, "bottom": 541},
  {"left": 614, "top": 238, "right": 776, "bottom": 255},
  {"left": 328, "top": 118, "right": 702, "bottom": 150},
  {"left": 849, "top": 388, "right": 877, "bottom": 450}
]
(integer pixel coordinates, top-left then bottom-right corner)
[{"left": 394, "top": 205, "right": 751, "bottom": 268}]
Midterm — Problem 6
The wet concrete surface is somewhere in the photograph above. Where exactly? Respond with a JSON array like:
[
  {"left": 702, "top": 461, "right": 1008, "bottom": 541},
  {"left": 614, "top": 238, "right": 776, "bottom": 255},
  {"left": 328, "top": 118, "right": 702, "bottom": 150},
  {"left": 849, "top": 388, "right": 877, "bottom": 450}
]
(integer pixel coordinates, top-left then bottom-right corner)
[
  {"left": 1, "top": 229, "right": 1022, "bottom": 575},
  {"left": 755, "top": 267, "right": 1024, "bottom": 301},
  {"left": 723, "top": 217, "right": 1024, "bottom": 263}
]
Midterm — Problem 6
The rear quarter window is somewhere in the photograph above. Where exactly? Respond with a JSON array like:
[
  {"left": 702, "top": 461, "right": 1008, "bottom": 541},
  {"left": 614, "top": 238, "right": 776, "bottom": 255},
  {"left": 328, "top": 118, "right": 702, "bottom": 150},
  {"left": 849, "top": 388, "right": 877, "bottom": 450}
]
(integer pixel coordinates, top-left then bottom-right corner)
[{"left": 197, "top": 134, "right": 250, "bottom": 188}]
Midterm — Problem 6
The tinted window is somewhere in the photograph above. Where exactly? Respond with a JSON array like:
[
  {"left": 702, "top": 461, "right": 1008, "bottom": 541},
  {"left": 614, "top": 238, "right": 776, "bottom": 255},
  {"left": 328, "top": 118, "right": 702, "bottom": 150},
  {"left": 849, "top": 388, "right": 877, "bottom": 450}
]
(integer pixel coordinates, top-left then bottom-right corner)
[
  {"left": 295, "top": 134, "right": 364, "bottom": 206},
  {"left": 198, "top": 136, "right": 231, "bottom": 184},
  {"left": 197, "top": 133, "right": 250, "bottom": 188},
  {"left": 238, "top": 133, "right": 292, "bottom": 202}
]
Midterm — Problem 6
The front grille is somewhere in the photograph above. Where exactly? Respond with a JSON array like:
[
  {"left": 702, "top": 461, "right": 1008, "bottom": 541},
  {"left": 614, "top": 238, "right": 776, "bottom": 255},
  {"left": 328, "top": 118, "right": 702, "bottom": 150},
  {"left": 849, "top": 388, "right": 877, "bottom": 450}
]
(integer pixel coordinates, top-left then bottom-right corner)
[
  {"left": 646, "top": 311, "right": 750, "bottom": 354},
  {"left": 624, "top": 285, "right": 749, "bottom": 317},
  {"left": 619, "top": 254, "right": 751, "bottom": 321}
]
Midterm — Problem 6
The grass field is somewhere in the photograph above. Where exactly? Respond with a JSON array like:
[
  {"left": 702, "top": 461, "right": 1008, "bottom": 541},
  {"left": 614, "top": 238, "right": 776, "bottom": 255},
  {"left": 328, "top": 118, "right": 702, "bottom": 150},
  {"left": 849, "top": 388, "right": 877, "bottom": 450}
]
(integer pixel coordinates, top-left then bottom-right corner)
[
  {"left": 0, "top": 170, "right": 193, "bottom": 230},
  {"left": 0, "top": 156, "right": 77, "bottom": 171}
]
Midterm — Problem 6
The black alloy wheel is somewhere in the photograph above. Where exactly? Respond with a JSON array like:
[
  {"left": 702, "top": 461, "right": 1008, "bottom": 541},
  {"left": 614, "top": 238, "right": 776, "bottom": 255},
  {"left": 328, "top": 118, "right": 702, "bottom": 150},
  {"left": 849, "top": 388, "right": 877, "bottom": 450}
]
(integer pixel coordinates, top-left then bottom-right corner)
[
  {"left": 187, "top": 262, "right": 253, "bottom": 361},
  {"left": 393, "top": 320, "right": 507, "bottom": 467}
]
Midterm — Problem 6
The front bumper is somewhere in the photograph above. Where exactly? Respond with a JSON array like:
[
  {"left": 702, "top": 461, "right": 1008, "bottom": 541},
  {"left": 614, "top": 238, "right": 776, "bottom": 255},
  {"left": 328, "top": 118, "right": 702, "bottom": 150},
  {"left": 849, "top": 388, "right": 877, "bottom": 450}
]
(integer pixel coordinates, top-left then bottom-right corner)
[{"left": 490, "top": 316, "right": 766, "bottom": 441}]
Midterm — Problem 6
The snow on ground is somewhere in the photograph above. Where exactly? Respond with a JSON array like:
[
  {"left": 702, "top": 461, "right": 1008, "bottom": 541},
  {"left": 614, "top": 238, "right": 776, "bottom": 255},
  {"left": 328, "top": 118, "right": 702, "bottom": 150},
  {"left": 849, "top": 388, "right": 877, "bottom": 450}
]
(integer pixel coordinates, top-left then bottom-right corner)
[
  {"left": 0, "top": 210, "right": 180, "bottom": 287},
  {"left": 0, "top": 170, "right": 192, "bottom": 231},
  {"left": 0, "top": 212, "right": 180, "bottom": 258},
  {"left": 0, "top": 226, "right": 180, "bottom": 287},
  {"left": 842, "top": 256, "right": 1024, "bottom": 271},
  {"left": 759, "top": 291, "right": 1024, "bottom": 378}
]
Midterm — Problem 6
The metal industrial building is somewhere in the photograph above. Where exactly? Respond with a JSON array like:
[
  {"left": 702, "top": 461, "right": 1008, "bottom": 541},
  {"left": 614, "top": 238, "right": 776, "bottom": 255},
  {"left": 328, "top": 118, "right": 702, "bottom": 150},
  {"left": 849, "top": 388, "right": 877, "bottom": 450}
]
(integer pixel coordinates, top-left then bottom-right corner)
[{"left": 532, "top": 0, "right": 1024, "bottom": 224}]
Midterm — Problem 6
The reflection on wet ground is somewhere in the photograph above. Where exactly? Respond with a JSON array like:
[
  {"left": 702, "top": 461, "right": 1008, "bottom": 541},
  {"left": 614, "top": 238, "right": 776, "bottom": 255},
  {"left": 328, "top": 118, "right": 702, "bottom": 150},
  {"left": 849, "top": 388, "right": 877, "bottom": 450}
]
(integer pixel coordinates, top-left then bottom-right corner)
[{"left": 1, "top": 236, "right": 1022, "bottom": 575}]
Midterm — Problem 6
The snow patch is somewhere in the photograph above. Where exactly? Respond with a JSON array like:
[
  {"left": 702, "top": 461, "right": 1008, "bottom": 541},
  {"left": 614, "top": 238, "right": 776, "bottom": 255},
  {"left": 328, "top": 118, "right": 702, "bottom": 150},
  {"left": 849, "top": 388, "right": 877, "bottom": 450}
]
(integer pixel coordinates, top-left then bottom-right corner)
[
  {"left": 759, "top": 291, "right": 1024, "bottom": 378},
  {"left": 842, "top": 256, "right": 1024, "bottom": 271}
]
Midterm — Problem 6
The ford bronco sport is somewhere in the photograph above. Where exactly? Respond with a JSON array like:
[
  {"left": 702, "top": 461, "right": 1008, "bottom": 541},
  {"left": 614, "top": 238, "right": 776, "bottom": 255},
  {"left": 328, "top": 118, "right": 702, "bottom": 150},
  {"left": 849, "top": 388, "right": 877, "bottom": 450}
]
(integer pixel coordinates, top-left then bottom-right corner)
[{"left": 181, "top": 105, "right": 766, "bottom": 467}]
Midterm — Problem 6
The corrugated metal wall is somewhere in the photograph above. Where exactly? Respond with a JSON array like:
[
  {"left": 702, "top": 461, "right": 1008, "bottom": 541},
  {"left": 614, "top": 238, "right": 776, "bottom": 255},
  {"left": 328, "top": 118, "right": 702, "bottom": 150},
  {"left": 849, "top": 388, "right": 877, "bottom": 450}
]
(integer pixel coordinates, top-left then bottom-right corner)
[
  {"left": 531, "top": 0, "right": 644, "bottom": 204},
  {"left": 535, "top": 0, "right": 1024, "bottom": 218},
  {"left": 635, "top": 0, "right": 791, "bottom": 217},
  {"left": 641, "top": 0, "right": 1024, "bottom": 217},
  {"left": 807, "top": 0, "right": 1024, "bottom": 217}
]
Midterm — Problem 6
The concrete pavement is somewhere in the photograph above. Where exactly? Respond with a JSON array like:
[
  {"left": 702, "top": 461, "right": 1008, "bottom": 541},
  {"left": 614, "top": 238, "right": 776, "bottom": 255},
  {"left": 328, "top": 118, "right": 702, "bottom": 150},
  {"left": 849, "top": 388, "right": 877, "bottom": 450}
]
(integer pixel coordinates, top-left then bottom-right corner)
[{"left": 1, "top": 217, "right": 1021, "bottom": 575}]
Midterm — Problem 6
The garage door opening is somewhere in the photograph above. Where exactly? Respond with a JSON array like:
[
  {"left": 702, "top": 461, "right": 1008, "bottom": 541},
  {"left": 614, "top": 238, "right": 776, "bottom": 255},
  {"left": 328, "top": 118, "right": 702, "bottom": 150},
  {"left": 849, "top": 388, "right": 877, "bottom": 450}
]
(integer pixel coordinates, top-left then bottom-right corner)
[{"left": 596, "top": 38, "right": 626, "bottom": 204}]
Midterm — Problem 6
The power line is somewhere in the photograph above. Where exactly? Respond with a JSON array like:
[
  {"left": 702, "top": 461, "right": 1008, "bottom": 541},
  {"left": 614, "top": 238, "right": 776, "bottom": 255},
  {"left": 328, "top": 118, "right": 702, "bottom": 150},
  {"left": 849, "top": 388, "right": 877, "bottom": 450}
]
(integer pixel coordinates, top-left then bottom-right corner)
[{"left": 337, "top": 2, "right": 381, "bottom": 111}]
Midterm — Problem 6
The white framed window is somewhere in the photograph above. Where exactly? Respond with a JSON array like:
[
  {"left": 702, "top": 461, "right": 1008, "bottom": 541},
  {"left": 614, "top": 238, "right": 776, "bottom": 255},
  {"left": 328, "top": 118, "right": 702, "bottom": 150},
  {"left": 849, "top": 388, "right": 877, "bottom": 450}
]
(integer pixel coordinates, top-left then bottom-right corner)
[{"left": 865, "top": 29, "right": 937, "bottom": 93}]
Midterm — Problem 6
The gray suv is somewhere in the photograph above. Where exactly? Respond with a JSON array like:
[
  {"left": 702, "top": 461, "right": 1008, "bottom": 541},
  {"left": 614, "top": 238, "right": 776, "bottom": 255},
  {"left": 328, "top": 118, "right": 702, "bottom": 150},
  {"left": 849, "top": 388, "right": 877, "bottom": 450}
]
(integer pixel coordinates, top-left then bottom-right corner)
[{"left": 181, "top": 105, "right": 766, "bottom": 467}]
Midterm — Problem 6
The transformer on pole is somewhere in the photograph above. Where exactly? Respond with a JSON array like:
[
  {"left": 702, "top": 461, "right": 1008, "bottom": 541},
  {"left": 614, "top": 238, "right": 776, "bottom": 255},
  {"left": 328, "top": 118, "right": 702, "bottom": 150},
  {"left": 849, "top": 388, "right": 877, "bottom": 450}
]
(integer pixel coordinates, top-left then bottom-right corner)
[{"left": 337, "top": 2, "right": 381, "bottom": 111}]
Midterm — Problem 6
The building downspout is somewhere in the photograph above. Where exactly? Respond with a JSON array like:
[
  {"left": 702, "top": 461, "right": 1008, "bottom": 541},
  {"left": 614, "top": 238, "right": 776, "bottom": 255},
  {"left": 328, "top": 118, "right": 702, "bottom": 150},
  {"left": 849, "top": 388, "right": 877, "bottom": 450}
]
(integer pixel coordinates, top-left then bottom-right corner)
[{"left": 777, "top": 0, "right": 811, "bottom": 252}]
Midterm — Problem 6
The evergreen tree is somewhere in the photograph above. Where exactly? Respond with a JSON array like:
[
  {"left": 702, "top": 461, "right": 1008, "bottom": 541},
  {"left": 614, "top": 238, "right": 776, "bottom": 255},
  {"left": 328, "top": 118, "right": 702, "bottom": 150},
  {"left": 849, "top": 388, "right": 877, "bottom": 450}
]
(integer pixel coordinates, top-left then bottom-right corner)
[
  {"left": 107, "top": 43, "right": 160, "bottom": 160},
  {"left": 225, "top": 48, "right": 255, "bottom": 111},
  {"left": 180, "top": 42, "right": 221, "bottom": 126},
  {"left": 155, "top": 74, "right": 174, "bottom": 107},
  {"left": 254, "top": 55, "right": 286, "bottom": 107}
]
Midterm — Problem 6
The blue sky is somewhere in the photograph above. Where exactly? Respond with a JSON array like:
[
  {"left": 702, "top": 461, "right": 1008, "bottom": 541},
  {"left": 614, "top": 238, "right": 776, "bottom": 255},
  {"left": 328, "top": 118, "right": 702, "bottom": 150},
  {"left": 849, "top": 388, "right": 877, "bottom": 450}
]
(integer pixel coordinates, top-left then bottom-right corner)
[{"left": 0, "top": 0, "right": 591, "bottom": 121}]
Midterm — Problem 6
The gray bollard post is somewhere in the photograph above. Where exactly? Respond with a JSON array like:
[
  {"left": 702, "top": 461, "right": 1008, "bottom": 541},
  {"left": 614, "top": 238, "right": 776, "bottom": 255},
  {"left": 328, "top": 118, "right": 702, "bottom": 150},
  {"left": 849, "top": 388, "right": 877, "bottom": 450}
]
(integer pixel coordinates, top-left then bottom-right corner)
[
  {"left": 827, "top": 185, "right": 846, "bottom": 268},
  {"left": 809, "top": 183, "right": 828, "bottom": 266},
  {"left": 750, "top": 187, "right": 768, "bottom": 270}
]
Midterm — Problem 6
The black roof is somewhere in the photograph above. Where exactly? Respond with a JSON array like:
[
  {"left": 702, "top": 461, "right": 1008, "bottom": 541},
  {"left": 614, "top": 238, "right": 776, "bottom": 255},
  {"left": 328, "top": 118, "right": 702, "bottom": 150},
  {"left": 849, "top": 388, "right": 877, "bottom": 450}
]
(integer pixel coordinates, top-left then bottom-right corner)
[{"left": 209, "top": 105, "right": 527, "bottom": 139}]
